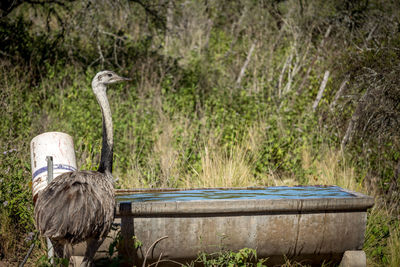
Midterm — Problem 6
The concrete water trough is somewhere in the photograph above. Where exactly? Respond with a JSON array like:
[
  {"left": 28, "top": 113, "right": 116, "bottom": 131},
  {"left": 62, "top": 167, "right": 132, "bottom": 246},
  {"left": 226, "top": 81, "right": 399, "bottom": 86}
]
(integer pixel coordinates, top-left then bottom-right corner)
[{"left": 72, "top": 186, "right": 374, "bottom": 266}]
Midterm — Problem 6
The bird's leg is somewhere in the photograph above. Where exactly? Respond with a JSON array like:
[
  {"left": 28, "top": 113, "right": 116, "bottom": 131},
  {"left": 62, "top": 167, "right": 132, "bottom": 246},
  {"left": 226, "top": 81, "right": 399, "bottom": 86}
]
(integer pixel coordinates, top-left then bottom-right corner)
[
  {"left": 80, "top": 237, "right": 104, "bottom": 267},
  {"left": 51, "top": 241, "right": 73, "bottom": 266},
  {"left": 51, "top": 241, "right": 64, "bottom": 259},
  {"left": 63, "top": 244, "right": 73, "bottom": 266}
]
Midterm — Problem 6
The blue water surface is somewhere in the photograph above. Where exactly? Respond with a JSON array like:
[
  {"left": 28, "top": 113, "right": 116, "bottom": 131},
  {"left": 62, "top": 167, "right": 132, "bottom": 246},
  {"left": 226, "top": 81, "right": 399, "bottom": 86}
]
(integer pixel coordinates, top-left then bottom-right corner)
[{"left": 116, "top": 186, "right": 356, "bottom": 203}]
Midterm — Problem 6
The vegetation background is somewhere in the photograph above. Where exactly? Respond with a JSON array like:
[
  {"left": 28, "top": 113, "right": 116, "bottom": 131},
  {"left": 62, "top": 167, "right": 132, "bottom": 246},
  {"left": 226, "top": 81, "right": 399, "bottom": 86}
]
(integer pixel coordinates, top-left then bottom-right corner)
[{"left": 0, "top": 0, "right": 399, "bottom": 266}]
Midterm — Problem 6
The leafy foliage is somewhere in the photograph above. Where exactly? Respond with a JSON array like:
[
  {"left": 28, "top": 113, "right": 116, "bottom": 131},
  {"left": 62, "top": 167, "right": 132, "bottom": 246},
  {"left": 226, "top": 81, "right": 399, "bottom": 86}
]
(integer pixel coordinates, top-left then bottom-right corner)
[{"left": 190, "top": 248, "right": 266, "bottom": 267}]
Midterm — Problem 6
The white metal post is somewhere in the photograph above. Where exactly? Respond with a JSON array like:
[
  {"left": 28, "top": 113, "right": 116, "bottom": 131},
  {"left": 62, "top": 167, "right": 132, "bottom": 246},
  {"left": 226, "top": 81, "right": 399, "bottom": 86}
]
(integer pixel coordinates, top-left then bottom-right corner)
[{"left": 46, "top": 156, "right": 54, "bottom": 264}]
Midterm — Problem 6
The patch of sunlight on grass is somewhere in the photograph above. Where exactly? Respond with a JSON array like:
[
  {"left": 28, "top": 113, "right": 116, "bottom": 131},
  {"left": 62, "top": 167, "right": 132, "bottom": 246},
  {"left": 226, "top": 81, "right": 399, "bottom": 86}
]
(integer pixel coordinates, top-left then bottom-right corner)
[
  {"left": 192, "top": 144, "right": 256, "bottom": 188},
  {"left": 117, "top": 167, "right": 144, "bottom": 189},
  {"left": 302, "top": 147, "right": 363, "bottom": 192},
  {"left": 151, "top": 115, "right": 181, "bottom": 187}
]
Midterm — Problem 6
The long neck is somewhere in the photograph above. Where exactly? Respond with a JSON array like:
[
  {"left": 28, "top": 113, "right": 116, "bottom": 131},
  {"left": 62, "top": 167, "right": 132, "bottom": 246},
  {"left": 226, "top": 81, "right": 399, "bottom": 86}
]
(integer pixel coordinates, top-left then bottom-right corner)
[{"left": 94, "top": 84, "right": 114, "bottom": 174}]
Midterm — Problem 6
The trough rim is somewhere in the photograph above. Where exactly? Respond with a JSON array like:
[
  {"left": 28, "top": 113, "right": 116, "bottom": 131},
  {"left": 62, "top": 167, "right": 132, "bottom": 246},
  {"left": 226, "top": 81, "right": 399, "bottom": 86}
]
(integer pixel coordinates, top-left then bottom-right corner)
[{"left": 115, "top": 186, "right": 374, "bottom": 217}]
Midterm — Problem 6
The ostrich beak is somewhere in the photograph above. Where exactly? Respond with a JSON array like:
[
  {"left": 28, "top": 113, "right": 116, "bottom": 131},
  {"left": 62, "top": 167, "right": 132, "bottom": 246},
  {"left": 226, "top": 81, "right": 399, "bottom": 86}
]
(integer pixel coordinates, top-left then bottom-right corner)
[{"left": 114, "top": 75, "right": 131, "bottom": 82}]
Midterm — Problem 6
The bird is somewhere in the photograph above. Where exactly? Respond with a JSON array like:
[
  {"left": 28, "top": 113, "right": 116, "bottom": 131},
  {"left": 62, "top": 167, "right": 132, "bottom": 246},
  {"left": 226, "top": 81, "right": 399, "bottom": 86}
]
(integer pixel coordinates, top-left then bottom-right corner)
[{"left": 34, "top": 70, "right": 130, "bottom": 266}]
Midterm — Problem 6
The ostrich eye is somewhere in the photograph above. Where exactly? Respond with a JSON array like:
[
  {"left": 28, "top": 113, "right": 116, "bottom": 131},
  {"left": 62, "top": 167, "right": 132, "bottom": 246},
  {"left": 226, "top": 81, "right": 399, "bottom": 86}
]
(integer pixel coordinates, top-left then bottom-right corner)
[{"left": 107, "top": 73, "right": 112, "bottom": 77}]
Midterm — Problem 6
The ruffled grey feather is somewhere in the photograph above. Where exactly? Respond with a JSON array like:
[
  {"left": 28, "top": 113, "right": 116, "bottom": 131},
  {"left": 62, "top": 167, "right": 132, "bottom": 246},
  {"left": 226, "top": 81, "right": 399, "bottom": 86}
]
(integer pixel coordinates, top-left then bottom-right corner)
[{"left": 35, "top": 170, "right": 115, "bottom": 245}]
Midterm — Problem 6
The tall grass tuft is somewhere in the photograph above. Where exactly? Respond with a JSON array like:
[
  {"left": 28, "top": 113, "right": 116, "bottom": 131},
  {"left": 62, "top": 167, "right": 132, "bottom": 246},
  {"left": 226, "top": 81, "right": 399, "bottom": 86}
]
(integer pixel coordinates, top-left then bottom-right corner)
[
  {"left": 301, "top": 147, "right": 362, "bottom": 191},
  {"left": 195, "top": 143, "right": 255, "bottom": 188}
]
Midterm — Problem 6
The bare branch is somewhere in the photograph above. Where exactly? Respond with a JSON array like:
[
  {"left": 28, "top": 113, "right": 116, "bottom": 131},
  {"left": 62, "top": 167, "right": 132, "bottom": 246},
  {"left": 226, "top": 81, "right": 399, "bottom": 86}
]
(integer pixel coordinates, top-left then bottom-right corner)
[
  {"left": 19, "top": 232, "right": 38, "bottom": 267},
  {"left": 313, "top": 70, "right": 330, "bottom": 111},
  {"left": 128, "top": 0, "right": 166, "bottom": 30},
  {"left": 148, "top": 258, "right": 184, "bottom": 267},
  {"left": 164, "top": 0, "right": 174, "bottom": 48},
  {"left": 341, "top": 85, "right": 374, "bottom": 150},
  {"left": 278, "top": 48, "right": 293, "bottom": 97},
  {"left": 366, "top": 24, "right": 378, "bottom": 42},
  {"left": 320, "top": 25, "right": 332, "bottom": 47},
  {"left": 236, "top": 42, "right": 256, "bottom": 88},
  {"left": 98, "top": 30, "right": 127, "bottom": 41},
  {"left": 96, "top": 43, "right": 105, "bottom": 69},
  {"left": 330, "top": 76, "right": 349, "bottom": 109},
  {"left": 341, "top": 119, "right": 356, "bottom": 150},
  {"left": 142, "top": 236, "right": 169, "bottom": 267}
]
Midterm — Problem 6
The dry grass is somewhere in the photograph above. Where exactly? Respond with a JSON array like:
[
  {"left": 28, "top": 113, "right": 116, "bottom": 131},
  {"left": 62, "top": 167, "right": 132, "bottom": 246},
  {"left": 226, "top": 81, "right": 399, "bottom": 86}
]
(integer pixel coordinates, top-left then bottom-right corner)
[
  {"left": 151, "top": 115, "right": 181, "bottom": 187},
  {"left": 120, "top": 120, "right": 363, "bottom": 193},
  {"left": 193, "top": 144, "right": 256, "bottom": 188},
  {"left": 388, "top": 226, "right": 400, "bottom": 267},
  {"left": 175, "top": 122, "right": 268, "bottom": 188},
  {"left": 301, "top": 147, "right": 362, "bottom": 191}
]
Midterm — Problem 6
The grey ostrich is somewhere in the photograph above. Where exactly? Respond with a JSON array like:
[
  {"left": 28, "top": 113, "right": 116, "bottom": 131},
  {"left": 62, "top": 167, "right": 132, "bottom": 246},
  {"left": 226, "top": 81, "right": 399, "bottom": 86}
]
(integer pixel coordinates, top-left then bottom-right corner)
[{"left": 35, "top": 71, "right": 130, "bottom": 266}]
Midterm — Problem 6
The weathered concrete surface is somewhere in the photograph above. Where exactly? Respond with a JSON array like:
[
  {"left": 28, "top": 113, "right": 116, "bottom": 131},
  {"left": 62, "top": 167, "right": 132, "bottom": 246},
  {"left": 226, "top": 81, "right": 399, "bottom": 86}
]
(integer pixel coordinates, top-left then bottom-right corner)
[
  {"left": 114, "top": 211, "right": 367, "bottom": 265},
  {"left": 70, "top": 188, "right": 373, "bottom": 266},
  {"left": 339, "top": 250, "right": 367, "bottom": 267}
]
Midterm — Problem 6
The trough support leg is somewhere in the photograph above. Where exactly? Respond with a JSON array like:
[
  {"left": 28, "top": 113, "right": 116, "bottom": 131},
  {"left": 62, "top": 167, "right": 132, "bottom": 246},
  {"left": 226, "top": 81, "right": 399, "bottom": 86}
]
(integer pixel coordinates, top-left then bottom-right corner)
[
  {"left": 339, "top": 250, "right": 366, "bottom": 267},
  {"left": 120, "top": 202, "right": 139, "bottom": 266}
]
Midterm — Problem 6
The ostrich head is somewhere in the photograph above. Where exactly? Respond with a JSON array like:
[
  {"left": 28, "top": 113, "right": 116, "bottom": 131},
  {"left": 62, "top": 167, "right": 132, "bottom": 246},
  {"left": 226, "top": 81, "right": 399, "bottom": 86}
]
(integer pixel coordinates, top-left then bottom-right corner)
[{"left": 92, "top": 70, "right": 130, "bottom": 90}]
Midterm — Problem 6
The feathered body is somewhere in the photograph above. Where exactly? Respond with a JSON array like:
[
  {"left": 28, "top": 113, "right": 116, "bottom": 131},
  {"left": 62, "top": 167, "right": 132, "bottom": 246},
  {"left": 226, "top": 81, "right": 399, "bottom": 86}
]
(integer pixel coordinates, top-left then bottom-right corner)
[
  {"left": 34, "top": 71, "right": 129, "bottom": 266},
  {"left": 35, "top": 171, "right": 115, "bottom": 245}
]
